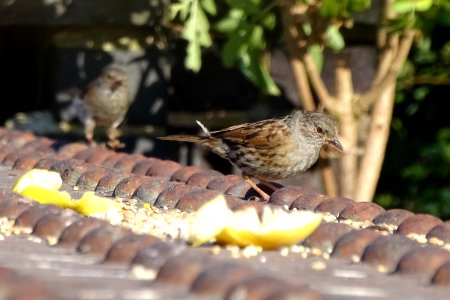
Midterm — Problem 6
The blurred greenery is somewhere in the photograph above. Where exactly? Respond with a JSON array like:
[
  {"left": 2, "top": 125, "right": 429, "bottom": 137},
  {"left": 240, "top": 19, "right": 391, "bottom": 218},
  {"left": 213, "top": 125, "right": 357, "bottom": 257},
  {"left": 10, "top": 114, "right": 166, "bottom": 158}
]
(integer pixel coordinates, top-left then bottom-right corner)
[
  {"left": 169, "top": 0, "right": 373, "bottom": 95},
  {"left": 375, "top": 2, "right": 450, "bottom": 219}
]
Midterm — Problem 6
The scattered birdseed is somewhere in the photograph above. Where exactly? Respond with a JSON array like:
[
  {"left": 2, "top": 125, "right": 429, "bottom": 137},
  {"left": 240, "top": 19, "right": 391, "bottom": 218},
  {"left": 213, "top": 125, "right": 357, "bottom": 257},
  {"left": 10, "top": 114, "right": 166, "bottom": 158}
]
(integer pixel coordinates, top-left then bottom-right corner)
[
  {"left": 279, "top": 247, "right": 290, "bottom": 257},
  {"left": 311, "top": 260, "right": 327, "bottom": 271},
  {"left": 376, "top": 265, "right": 388, "bottom": 273},
  {"left": 117, "top": 199, "right": 194, "bottom": 241},
  {"left": 310, "top": 247, "right": 323, "bottom": 257},
  {"left": 209, "top": 245, "right": 222, "bottom": 255},
  {"left": 428, "top": 237, "right": 444, "bottom": 246},
  {"left": 323, "top": 214, "right": 337, "bottom": 222},
  {"left": 241, "top": 245, "right": 262, "bottom": 258},
  {"left": 341, "top": 219, "right": 372, "bottom": 229},
  {"left": 407, "top": 233, "right": 427, "bottom": 244},
  {"left": 47, "top": 236, "right": 59, "bottom": 246},
  {"left": 226, "top": 245, "right": 242, "bottom": 258},
  {"left": 130, "top": 265, "right": 158, "bottom": 280},
  {"left": 0, "top": 217, "right": 14, "bottom": 237},
  {"left": 13, "top": 226, "right": 32, "bottom": 235}
]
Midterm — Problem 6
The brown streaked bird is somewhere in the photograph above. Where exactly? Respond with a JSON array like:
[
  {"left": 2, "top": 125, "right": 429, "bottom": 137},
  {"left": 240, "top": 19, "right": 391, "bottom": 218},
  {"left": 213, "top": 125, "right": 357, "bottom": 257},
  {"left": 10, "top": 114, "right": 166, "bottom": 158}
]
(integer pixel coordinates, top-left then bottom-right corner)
[
  {"left": 158, "top": 110, "right": 343, "bottom": 201},
  {"left": 73, "top": 65, "right": 131, "bottom": 149}
]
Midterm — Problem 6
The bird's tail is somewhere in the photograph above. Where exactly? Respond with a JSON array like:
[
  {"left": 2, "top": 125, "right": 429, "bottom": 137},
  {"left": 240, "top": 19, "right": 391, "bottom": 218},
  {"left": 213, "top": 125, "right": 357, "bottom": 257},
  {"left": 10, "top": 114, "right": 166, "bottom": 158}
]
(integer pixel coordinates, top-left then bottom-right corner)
[{"left": 158, "top": 135, "right": 209, "bottom": 144}]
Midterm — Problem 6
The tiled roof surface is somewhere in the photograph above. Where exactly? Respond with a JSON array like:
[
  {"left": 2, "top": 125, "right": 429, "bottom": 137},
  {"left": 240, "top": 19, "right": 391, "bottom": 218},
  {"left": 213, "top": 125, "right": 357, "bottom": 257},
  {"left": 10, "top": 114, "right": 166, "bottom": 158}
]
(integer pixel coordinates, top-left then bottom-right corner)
[{"left": 1, "top": 127, "right": 450, "bottom": 299}]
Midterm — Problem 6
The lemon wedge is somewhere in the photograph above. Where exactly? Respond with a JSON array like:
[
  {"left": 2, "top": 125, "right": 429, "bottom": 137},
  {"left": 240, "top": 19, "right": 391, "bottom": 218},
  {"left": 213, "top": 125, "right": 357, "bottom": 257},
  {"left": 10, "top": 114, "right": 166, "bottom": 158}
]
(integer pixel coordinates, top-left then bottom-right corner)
[
  {"left": 13, "top": 169, "right": 62, "bottom": 194},
  {"left": 19, "top": 185, "right": 74, "bottom": 208},
  {"left": 72, "top": 191, "right": 122, "bottom": 224},
  {"left": 12, "top": 169, "right": 122, "bottom": 223},
  {"left": 189, "top": 195, "right": 323, "bottom": 250},
  {"left": 189, "top": 194, "right": 234, "bottom": 246},
  {"left": 218, "top": 206, "right": 323, "bottom": 249}
]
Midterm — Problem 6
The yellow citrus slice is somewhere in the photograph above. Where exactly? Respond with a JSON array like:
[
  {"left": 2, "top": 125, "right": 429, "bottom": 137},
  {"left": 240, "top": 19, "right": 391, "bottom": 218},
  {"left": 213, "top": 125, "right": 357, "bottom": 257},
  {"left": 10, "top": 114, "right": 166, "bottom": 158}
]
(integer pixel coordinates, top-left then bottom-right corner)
[
  {"left": 20, "top": 186, "right": 73, "bottom": 208},
  {"left": 217, "top": 206, "right": 323, "bottom": 250},
  {"left": 189, "top": 195, "right": 323, "bottom": 250},
  {"left": 13, "top": 169, "right": 62, "bottom": 193},
  {"left": 13, "top": 169, "right": 122, "bottom": 223},
  {"left": 189, "top": 194, "right": 234, "bottom": 246},
  {"left": 72, "top": 191, "right": 122, "bottom": 223}
]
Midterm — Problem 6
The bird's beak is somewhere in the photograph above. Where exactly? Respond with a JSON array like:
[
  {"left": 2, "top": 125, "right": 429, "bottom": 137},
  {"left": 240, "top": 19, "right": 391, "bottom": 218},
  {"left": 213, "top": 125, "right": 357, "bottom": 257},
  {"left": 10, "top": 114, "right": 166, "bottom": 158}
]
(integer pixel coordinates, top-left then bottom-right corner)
[{"left": 327, "top": 137, "right": 344, "bottom": 152}]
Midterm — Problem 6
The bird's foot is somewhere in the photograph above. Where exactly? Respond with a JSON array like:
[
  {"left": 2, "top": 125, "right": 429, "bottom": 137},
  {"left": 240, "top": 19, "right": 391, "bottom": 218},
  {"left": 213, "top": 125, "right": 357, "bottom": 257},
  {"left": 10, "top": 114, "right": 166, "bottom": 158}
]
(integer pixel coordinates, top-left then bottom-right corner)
[
  {"left": 258, "top": 178, "right": 281, "bottom": 192},
  {"left": 107, "top": 138, "right": 125, "bottom": 150},
  {"left": 244, "top": 176, "right": 271, "bottom": 202},
  {"left": 85, "top": 136, "right": 99, "bottom": 148}
]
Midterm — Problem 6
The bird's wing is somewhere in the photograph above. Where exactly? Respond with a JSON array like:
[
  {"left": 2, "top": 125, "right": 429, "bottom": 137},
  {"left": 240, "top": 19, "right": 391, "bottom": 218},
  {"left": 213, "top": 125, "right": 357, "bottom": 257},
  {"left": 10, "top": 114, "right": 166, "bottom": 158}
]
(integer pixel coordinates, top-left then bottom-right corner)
[
  {"left": 211, "top": 119, "right": 286, "bottom": 149},
  {"left": 71, "top": 96, "right": 87, "bottom": 123}
]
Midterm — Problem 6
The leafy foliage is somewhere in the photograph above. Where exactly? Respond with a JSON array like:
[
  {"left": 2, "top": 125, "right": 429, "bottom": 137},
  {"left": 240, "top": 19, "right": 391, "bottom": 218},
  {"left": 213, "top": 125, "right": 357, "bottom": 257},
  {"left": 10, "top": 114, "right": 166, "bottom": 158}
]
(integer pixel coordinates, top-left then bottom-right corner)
[
  {"left": 168, "top": 0, "right": 374, "bottom": 94},
  {"left": 375, "top": 2, "right": 450, "bottom": 218},
  {"left": 170, "top": 0, "right": 217, "bottom": 71}
]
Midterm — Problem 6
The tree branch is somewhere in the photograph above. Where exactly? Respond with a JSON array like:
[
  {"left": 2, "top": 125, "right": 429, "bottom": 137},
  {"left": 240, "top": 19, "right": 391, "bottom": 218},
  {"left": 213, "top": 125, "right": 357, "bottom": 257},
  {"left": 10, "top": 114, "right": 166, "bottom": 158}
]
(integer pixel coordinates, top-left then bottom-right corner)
[
  {"left": 302, "top": 52, "right": 339, "bottom": 114},
  {"left": 277, "top": 0, "right": 339, "bottom": 196},
  {"left": 354, "top": 84, "right": 395, "bottom": 202},
  {"left": 334, "top": 53, "right": 357, "bottom": 197},
  {"left": 356, "top": 31, "right": 415, "bottom": 114},
  {"left": 278, "top": 1, "right": 316, "bottom": 110}
]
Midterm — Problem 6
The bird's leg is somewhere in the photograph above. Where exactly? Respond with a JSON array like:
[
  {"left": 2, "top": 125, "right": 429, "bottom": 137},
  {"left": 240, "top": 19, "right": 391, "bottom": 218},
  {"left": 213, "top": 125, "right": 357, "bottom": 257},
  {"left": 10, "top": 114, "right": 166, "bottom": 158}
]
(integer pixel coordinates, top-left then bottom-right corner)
[
  {"left": 258, "top": 178, "right": 280, "bottom": 191},
  {"left": 84, "top": 119, "right": 97, "bottom": 146},
  {"left": 107, "top": 127, "right": 125, "bottom": 149},
  {"left": 244, "top": 176, "right": 270, "bottom": 201}
]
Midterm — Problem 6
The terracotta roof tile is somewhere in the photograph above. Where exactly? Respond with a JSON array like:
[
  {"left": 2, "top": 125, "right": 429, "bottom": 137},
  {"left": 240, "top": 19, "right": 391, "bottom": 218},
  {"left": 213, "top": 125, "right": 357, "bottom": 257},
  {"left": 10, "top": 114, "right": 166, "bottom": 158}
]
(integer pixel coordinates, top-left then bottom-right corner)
[{"left": 0, "top": 127, "right": 450, "bottom": 299}]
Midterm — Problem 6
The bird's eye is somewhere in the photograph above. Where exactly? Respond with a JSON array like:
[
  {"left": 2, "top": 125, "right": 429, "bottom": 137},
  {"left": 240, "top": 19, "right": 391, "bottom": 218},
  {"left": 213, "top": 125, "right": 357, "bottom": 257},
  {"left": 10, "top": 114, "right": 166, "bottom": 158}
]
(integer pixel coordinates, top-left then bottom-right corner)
[{"left": 316, "top": 127, "right": 324, "bottom": 134}]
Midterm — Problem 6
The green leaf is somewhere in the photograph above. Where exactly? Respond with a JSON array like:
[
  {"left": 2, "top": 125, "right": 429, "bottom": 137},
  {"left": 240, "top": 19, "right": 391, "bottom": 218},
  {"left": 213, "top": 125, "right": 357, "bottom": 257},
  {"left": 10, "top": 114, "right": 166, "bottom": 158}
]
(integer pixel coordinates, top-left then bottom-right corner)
[
  {"left": 215, "top": 9, "right": 245, "bottom": 32},
  {"left": 391, "top": 0, "right": 433, "bottom": 14},
  {"left": 319, "top": 0, "right": 342, "bottom": 18},
  {"left": 182, "top": 4, "right": 211, "bottom": 45},
  {"left": 302, "top": 22, "right": 312, "bottom": 36},
  {"left": 200, "top": 0, "right": 217, "bottom": 15},
  {"left": 308, "top": 44, "right": 324, "bottom": 72},
  {"left": 240, "top": 51, "right": 280, "bottom": 95},
  {"left": 180, "top": 0, "right": 213, "bottom": 72},
  {"left": 261, "top": 12, "right": 276, "bottom": 29},
  {"left": 249, "top": 25, "right": 265, "bottom": 50},
  {"left": 415, "top": 0, "right": 434, "bottom": 12},
  {"left": 412, "top": 86, "right": 430, "bottom": 101},
  {"left": 225, "top": 0, "right": 260, "bottom": 15},
  {"left": 170, "top": 1, "right": 190, "bottom": 20},
  {"left": 441, "top": 41, "right": 450, "bottom": 61},
  {"left": 346, "top": 0, "right": 371, "bottom": 13},
  {"left": 222, "top": 22, "right": 251, "bottom": 67},
  {"left": 326, "top": 25, "right": 345, "bottom": 50},
  {"left": 185, "top": 39, "right": 202, "bottom": 72}
]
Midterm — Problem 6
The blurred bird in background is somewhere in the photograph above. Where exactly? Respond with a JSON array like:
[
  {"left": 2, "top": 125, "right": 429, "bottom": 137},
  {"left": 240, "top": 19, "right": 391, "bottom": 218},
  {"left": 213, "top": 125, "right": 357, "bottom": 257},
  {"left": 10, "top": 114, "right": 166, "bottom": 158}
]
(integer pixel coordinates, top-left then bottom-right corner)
[{"left": 71, "top": 65, "right": 131, "bottom": 149}]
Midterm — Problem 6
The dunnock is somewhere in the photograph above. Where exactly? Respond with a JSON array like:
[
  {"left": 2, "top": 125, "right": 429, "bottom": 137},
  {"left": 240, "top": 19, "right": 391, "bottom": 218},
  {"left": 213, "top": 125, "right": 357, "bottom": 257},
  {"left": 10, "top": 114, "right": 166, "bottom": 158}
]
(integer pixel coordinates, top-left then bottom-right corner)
[
  {"left": 159, "top": 110, "right": 343, "bottom": 201},
  {"left": 73, "top": 65, "right": 131, "bottom": 149}
]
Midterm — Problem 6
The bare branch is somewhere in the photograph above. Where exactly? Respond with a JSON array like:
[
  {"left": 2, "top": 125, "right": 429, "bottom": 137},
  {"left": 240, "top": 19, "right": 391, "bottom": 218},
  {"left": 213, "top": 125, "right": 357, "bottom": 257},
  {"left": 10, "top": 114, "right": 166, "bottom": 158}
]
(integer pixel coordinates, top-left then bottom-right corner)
[
  {"left": 334, "top": 53, "right": 357, "bottom": 197},
  {"left": 356, "top": 31, "right": 416, "bottom": 112},
  {"left": 303, "top": 52, "right": 339, "bottom": 114},
  {"left": 353, "top": 0, "right": 407, "bottom": 202},
  {"left": 290, "top": 57, "right": 316, "bottom": 111},
  {"left": 318, "top": 158, "right": 338, "bottom": 197},
  {"left": 278, "top": 1, "right": 316, "bottom": 110},
  {"left": 354, "top": 85, "right": 395, "bottom": 202},
  {"left": 277, "top": 0, "right": 339, "bottom": 196}
]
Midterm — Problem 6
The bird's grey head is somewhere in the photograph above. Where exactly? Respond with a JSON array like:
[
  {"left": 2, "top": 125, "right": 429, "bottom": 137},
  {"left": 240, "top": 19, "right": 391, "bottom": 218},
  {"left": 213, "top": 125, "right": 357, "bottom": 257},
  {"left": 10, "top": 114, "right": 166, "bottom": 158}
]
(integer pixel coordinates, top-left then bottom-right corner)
[{"left": 295, "top": 110, "right": 344, "bottom": 151}]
